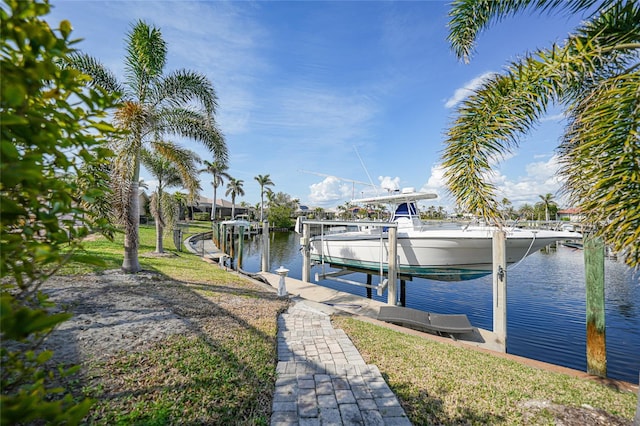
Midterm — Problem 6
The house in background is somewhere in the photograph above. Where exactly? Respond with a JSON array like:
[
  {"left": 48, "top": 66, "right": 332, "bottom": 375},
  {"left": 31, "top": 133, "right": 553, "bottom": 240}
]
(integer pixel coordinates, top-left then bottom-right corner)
[
  {"left": 187, "top": 196, "right": 248, "bottom": 220},
  {"left": 138, "top": 192, "right": 249, "bottom": 221},
  {"left": 557, "top": 208, "right": 583, "bottom": 222}
]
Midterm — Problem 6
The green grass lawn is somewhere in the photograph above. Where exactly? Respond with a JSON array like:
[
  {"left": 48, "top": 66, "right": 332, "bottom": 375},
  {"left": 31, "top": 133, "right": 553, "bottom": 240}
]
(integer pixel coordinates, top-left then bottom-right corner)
[
  {"left": 60, "top": 223, "right": 287, "bottom": 424},
  {"left": 62, "top": 221, "right": 213, "bottom": 275},
  {"left": 58, "top": 224, "right": 637, "bottom": 424},
  {"left": 332, "top": 315, "right": 638, "bottom": 424}
]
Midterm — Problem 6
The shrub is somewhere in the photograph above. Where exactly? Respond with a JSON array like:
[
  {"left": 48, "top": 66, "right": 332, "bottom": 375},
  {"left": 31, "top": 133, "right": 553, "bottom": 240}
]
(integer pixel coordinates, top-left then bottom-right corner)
[
  {"left": 193, "top": 212, "right": 211, "bottom": 221},
  {"left": 1, "top": 0, "right": 118, "bottom": 423}
]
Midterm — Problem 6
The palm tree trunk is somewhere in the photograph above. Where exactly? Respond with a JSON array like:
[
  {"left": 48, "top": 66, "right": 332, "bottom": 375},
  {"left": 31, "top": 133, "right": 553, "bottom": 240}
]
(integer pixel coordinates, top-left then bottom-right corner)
[
  {"left": 155, "top": 189, "right": 164, "bottom": 253},
  {"left": 122, "top": 173, "right": 142, "bottom": 273},
  {"left": 211, "top": 185, "right": 217, "bottom": 221},
  {"left": 231, "top": 195, "right": 236, "bottom": 219}
]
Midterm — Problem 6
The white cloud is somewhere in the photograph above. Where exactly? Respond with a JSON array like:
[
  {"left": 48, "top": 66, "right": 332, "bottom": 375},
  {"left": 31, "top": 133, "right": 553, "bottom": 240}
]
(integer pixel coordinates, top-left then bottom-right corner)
[
  {"left": 418, "top": 164, "right": 456, "bottom": 212},
  {"left": 540, "top": 112, "right": 565, "bottom": 122},
  {"left": 308, "top": 177, "right": 353, "bottom": 206},
  {"left": 444, "top": 71, "right": 497, "bottom": 109},
  {"left": 419, "top": 155, "right": 569, "bottom": 215},
  {"left": 497, "top": 155, "right": 567, "bottom": 206},
  {"left": 377, "top": 176, "right": 400, "bottom": 192}
]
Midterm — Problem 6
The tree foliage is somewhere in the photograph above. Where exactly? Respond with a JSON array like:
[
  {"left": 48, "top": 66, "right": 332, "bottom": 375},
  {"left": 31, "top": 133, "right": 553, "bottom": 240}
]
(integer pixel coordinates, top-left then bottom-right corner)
[
  {"left": 1, "top": 0, "right": 118, "bottom": 422},
  {"left": 69, "top": 20, "right": 226, "bottom": 272},
  {"left": 267, "top": 192, "right": 299, "bottom": 228},
  {"left": 254, "top": 174, "right": 275, "bottom": 222},
  {"left": 141, "top": 147, "right": 200, "bottom": 252},
  {"left": 443, "top": 0, "right": 640, "bottom": 267},
  {"left": 201, "top": 160, "right": 230, "bottom": 220}
]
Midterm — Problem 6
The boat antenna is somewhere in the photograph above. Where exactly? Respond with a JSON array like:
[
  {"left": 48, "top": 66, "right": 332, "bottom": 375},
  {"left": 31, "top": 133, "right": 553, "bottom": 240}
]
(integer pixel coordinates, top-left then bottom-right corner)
[{"left": 354, "top": 146, "right": 379, "bottom": 196}]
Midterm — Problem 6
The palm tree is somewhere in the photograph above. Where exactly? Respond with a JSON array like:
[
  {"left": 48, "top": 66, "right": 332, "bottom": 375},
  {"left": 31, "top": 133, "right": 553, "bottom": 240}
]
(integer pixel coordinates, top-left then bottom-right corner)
[
  {"left": 500, "top": 198, "right": 515, "bottom": 221},
  {"left": 69, "top": 20, "right": 226, "bottom": 273},
  {"left": 254, "top": 174, "right": 275, "bottom": 222},
  {"left": 201, "top": 160, "right": 230, "bottom": 220},
  {"left": 536, "top": 193, "right": 557, "bottom": 222},
  {"left": 173, "top": 192, "right": 188, "bottom": 220},
  {"left": 141, "top": 147, "right": 200, "bottom": 253},
  {"left": 443, "top": 0, "right": 640, "bottom": 268},
  {"left": 225, "top": 178, "right": 245, "bottom": 219},
  {"left": 518, "top": 203, "right": 535, "bottom": 221}
]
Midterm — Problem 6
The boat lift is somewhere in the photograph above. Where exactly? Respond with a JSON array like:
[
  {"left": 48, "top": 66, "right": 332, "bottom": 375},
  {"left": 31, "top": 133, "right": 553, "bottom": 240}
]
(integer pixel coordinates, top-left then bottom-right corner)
[{"left": 299, "top": 218, "right": 401, "bottom": 305}]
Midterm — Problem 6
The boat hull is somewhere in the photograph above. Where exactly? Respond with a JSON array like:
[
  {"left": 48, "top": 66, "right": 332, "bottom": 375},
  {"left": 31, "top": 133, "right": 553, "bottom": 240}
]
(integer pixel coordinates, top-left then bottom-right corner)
[{"left": 309, "top": 228, "right": 581, "bottom": 281}]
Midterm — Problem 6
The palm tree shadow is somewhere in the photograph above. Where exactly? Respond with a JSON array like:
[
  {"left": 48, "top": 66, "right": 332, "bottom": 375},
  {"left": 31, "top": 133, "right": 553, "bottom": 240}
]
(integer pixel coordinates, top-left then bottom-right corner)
[{"left": 41, "top": 267, "right": 289, "bottom": 423}]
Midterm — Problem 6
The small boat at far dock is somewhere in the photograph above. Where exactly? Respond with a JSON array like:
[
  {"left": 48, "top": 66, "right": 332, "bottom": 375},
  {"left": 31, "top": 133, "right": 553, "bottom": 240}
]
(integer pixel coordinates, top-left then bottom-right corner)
[{"left": 303, "top": 188, "right": 582, "bottom": 282}]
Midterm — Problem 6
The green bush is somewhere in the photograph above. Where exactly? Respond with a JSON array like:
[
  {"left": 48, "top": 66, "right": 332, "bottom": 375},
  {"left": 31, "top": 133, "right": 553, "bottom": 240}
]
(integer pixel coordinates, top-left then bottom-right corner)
[
  {"left": 1, "top": 0, "right": 118, "bottom": 423},
  {"left": 192, "top": 212, "right": 211, "bottom": 221},
  {"left": 267, "top": 205, "right": 294, "bottom": 229}
]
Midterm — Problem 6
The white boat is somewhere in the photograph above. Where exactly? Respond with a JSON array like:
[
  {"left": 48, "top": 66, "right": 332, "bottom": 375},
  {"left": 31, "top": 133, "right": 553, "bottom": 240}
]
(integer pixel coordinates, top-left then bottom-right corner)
[{"left": 306, "top": 188, "right": 582, "bottom": 281}]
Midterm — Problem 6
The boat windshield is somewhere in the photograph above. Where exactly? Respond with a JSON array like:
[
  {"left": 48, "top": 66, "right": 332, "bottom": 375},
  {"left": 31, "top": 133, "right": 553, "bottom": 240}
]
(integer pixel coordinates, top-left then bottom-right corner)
[{"left": 392, "top": 202, "right": 418, "bottom": 221}]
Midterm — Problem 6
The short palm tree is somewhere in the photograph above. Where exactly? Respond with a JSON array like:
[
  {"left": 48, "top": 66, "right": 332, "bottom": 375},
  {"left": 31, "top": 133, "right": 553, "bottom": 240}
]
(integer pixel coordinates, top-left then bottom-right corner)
[
  {"left": 141, "top": 147, "right": 200, "bottom": 253},
  {"left": 201, "top": 160, "right": 230, "bottom": 220},
  {"left": 443, "top": 0, "right": 640, "bottom": 267},
  {"left": 254, "top": 174, "right": 275, "bottom": 222},
  {"left": 225, "top": 178, "right": 245, "bottom": 219},
  {"left": 69, "top": 20, "right": 227, "bottom": 273}
]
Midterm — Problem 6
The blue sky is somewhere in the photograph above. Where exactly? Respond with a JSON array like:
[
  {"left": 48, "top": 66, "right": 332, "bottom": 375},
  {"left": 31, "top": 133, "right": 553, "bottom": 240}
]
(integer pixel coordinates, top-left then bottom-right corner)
[{"left": 47, "top": 1, "right": 586, "bottom": 211}]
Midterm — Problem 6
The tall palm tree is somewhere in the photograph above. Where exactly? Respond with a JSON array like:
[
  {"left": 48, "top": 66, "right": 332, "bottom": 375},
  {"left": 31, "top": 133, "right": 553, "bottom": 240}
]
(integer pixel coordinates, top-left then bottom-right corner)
[
  {"left": 225, "top": 178, "right": 245, "bottom": 219},
  {"left": 443, "top": 0, "right": 640, "bottom": 267},
  {"left": 69, "top": 20, "right": 226, "bottom": 273},
  {"left": 536, "top": 193, "right": 557, "bottom": 222},
  {"left": 254, "top": 174, "right": 275, "bottom": 222},
  {"left": 201, "top": 160, "right": 230, "bottom": 220},
  {"left": 141, "top": 147, "right": 200, "bottom": 253}
]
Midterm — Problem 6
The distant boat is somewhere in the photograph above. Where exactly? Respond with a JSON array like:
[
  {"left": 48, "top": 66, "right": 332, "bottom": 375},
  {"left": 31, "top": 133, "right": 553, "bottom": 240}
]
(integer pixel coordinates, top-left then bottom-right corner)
[{"left": 304, "top": 188, "right": 582, "bottom": 282}]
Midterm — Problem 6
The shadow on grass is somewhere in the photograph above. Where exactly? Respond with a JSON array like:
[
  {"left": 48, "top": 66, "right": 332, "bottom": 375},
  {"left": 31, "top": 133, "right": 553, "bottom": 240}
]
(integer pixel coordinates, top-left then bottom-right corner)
[
  {"left": 41, "top": 264, "right": 288, "bottom": 424},
  {"left": 390, "top": 381, "right": 506, "bottom": 425}
]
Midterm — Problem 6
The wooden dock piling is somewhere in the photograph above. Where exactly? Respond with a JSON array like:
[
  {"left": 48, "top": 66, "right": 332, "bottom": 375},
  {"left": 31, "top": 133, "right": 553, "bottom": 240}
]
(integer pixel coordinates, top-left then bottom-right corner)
[{"left": 585, "top": 234, "right": 607, "bottom": 377}]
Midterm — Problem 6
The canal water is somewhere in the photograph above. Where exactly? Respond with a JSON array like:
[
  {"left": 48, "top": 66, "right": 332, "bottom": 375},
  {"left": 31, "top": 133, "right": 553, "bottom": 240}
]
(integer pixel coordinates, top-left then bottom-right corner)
[{"left": 239, "top": 231, "right": 640, "bottom": 384}]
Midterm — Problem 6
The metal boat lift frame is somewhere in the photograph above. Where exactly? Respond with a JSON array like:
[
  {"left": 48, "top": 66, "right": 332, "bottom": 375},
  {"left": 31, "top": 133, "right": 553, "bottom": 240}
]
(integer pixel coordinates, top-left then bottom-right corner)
[
  {"left": 299, "top": 219, "right": 401, "bottom": 305},
  {"left": 298, "top": 218, "right": 510, "bottom": 351}
]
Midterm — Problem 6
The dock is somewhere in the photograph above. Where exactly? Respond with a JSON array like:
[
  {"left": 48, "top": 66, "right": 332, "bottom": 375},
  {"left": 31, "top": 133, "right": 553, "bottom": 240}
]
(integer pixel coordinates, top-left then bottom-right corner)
[
  {"left": 256, "top": 270, "right": 506, "bottom": 353},
  {"left": 188, "top": 232, "right": 639, "bottom": 393},
  {"left": 188, "top": 229, "right": 505, "bottom": 352}
]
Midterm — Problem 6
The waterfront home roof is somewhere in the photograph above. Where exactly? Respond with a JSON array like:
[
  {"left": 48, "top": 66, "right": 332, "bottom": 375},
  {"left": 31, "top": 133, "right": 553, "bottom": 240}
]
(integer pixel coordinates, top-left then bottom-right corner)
[{"left": 557, "top": 208, "right": 581, "bottom": 214}]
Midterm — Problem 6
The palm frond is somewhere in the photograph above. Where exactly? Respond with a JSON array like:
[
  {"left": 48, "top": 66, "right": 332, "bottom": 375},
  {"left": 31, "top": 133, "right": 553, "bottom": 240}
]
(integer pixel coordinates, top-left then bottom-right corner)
[
  {"left": 153, "top": 70, "right": 218, "bottom": 114},
  {"left": 66, "top": 52, "right": 124, "bottom": 95},
  {"left": 448, "top": 0, "right": 611, "bottom": 62},
  {"left": 445, "top": 0, "right": 640, "bottom": 265},
  {"left": 443, "top": 63, "right": 553, "bottom": 221},
  {"left": 150, "top": 140, "right": 202, "bottom": 199},
  {"left": 159, "top": 191, "right": 179, "bottom": 236},
  {"left": 201, "top": 160, "right": 231, "bottom": 188},
  {"left": 124, "top": 20, "right": 167, "bottom": 102},
  {"left": 157, "top": 108, "right": 228, "bottom": 164},
  {"left": 559, "top": 71, "right": 640, "bottom": 267}
]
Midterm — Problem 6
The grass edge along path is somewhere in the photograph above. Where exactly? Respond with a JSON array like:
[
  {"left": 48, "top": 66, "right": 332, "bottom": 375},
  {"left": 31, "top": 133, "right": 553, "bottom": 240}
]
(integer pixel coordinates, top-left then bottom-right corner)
[{"left": 332, "top": 315, "right": 637, "bottom": 425}]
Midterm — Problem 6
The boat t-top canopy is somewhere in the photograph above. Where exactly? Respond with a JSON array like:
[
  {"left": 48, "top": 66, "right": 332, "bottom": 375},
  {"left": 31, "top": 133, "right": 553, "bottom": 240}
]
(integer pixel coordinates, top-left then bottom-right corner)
[{"left": 351, "top": 188, "right": 437, "bottom": 204}]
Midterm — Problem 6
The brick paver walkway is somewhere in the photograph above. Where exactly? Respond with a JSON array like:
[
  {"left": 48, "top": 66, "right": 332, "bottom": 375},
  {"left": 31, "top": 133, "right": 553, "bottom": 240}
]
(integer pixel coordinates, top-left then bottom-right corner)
[{"left": 271, "top": 302, "right": 411, "bottom": 425}]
